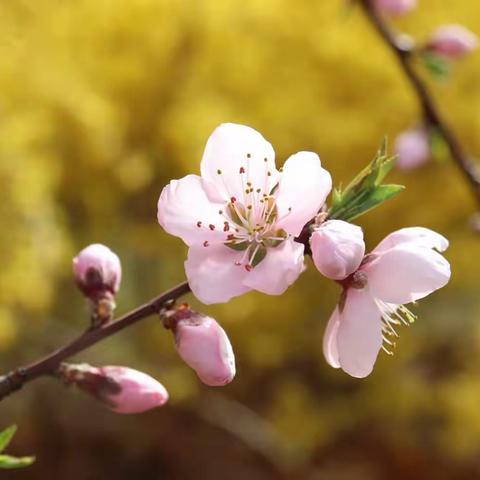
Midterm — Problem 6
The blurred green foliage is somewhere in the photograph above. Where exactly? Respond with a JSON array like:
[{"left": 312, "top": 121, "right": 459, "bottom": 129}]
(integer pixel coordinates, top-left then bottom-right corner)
[{"left": 0, "top": 0, "right": 479, "bottom": 479}]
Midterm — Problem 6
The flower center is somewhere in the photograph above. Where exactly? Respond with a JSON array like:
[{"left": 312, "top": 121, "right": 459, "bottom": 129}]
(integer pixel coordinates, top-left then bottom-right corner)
[{"left": 223, "top": 195, "right": 288, "bottom": 270}]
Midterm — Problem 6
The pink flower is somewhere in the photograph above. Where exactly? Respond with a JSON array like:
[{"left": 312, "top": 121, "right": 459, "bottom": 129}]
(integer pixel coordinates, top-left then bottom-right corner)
[
  {"left": 173, "top": 311, "right": 236, "bottom": 387},
  {"left": 158, "top": 123, "right": 332, "bottom": 304},
  {"left": 373, "top": 0, "right": 416, "bottom": 16},
  {"left": 394, "top": 129, "right": 431, "bottom": 171},
  {"left": 58, "top": 364, "right": 169, "bottom": 414},
  {"left": 73, "top": 244, "right": 122, "bottom": 295},
  {"left": 323, "top": 227, "right": 450, "bottom": 378},
  {"left": 310, "top": 220, "right": 365, "bottom": 280},
  {"left": 428, "top": 25, "right": 478, "bottom": 59}
]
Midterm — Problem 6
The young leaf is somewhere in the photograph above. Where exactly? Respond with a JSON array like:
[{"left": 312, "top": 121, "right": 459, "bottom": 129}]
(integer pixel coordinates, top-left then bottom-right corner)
[
  {"left": 0, "top": 454, "right": 35, "bottom": 469},
  {"left": 328, "top": 140, "right": 404, "bottom": 222},
  {"left": 422, "top": 51, "right": 451, "bottom": 82},
  {"left": 0, "top": 425, "right": 17, "bottom": 453}
]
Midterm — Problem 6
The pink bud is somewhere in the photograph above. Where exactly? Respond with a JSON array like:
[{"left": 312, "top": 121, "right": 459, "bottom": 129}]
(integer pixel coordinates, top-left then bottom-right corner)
[
  {"left": 373, "top": 0, "right": 416, "bottom": 16},
  {"left": 171, "top": 309, "right": 235, "bottom": 387},
  {"left": 58, "top": 363, "right": 169, "bottom": 414},
  {"left": 73, "top": 244, "right": 122, "bottom": 296},
  {"left": 98, "top": 366, "right": 169, "bottom": 414},
  {"left": 428, "top": 25, "right": 478, "bottom": 59},
  {"left": 394, "top": 129, "right": 430, "bottom": 171},
  {"left": 310, "top": 220, "right": 365, "bottom": 281}
]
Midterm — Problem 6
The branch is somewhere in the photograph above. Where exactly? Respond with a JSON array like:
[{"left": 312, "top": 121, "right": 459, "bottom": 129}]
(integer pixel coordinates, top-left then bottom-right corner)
[
  {"left": 359, "top": 0, "right": 480, "bottom": 208},
  {"left": 0, "top": 281, "right": 191, "bottom": 401}
]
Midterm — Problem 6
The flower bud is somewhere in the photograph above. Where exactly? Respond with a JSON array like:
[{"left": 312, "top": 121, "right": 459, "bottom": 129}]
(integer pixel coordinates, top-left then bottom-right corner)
[
  {"left": 310, "top": 220, "right": 365, "bottom": 281},
  {"left": 394, "top": 129, "right": 430, "bottom": 171},
  {"left": 73, "top": 244, "right": 122, "bottom": 296},
  {"left": 427, "top": 25, "right": 478, "bottom": 59},
  {"left": 373, "top": 0, "right": 416, "bottom": 16},
  {"left": 167, "top": 306, "right": 235, "bottom": 386},
  {"left": 57, "top": 363, "right": 168, "bottom": 414}
]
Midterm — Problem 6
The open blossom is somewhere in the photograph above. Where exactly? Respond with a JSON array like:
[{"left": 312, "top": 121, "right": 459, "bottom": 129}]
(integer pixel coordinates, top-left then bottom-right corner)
[
  {"left": 73, "top": 244, "right": 122, "bottom": 296},
  {"left": 373, "top": 0, "right": 416, "bottom": 16},
  {"left": 394, "top": 129, "right": 431, "bottom": 171},
  {"left": 427, "top": 25, "right": 478, "bottom": 59},
  {"left": 322, "top": 227, "right": 451, "bottom": 378},
  {"left": 158, "top": 123, "right": 332, "bottom": 304},
  {"left": 310, "top": 220, "right": 365, "bottom": 280}
]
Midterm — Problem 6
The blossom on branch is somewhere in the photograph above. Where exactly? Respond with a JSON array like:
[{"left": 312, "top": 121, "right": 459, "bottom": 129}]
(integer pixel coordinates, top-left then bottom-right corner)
[
  {"left": 73, "top": 243, "right": 122, "bottom": 296},
  {"left": 394, "top": 128, "right": 431, "bottom": 171},
  {"left": 427, "top": 24, "right": 478, "bottom": 60},
  {"left": 321, "top": 227, "right": 451, "bottom": 378},
  {"left": 57, "top": 364, "right": 169, "bottom": 414},
  {"left": 164, "top": 305, "right": 236, "bottom": 387},
  {"left": 372, "top": 0, "right": 416, "bottom": 16},
  {"left": 158, "top": 123, "right": 332, "bottom": 304},
  {"left": 310, "top": 220, "right": 365, "bottom": 280}
]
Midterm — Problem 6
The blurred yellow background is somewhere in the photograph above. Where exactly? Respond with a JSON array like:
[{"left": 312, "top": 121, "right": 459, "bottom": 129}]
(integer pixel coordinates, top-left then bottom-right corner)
[{"left": 0, "top": 0, "right": 479, "bottom": 478}]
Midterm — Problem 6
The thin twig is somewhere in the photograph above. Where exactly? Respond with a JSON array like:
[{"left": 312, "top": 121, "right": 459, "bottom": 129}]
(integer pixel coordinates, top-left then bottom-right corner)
[
  {"left": 0, "top": 281, "right": 191, "bottom": 401},
  {"left": 359, "top": 0, "right": 480, "bottom": 207}
]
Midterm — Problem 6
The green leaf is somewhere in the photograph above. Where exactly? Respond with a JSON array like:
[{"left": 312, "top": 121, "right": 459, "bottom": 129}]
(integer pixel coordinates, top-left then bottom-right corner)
[
  {"left": 0, "top": 425, "right": 17, "bottom": 453},
  {"left": 422, "top": 51, "right": 451, "bottom": 82},
  {"left": 338, "top": 185, "right": 405, "bottom": 222},
  {"left": 327, "top": 139, "right": 405, "bottom": 222},
  {"left": 0, "top": 454, "right": 35, "bottom": 469}
]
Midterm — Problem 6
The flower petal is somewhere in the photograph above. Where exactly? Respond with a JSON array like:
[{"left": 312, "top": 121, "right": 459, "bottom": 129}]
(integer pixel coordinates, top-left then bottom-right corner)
[
  {"left": 276, "top": 152, "right": 332, "bottom": 237},
  {"left": 373, "top": 227, "right": 449, "bottom": 254},
  {"left": 310, "top": 220, "right": 365, "bottom": 280},
  {"left": 323, "top": 307, "right": 341, "bottom": 369},
  {"left": 366, "top": 244, "right": 451, "bottom": 304},
  {"left": 200, "top": 123, "right": 279, "bottom": 202},
  {"left": 242, "top": 239, "right": 305, "bottom": 295},
  {"left": 158, "top": 175, "right": 226, "bottom": 247},
  {"left": 185, "top": 244, "right": 251, "bottom": 304},
  {"left": 337, "top": 289, "right": 383, "bottom": 378}
]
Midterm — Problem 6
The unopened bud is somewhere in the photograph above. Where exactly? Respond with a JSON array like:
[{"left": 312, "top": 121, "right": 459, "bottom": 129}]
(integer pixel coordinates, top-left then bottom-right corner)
[
  {"left": 73, "top": 244, "right": 122, "bottom": 325},
  {"left": 427, "top": 25, "right": 478, "bottom": 59},
  {"left": 373, "top": 0, "right": 416, "bottom": 16},
  {"left": 57, "top": 363, "right": 168, "bottom": 414},
  {"left": 166, "top": 306, "right": 235, "bottom": 387},
  {"left": 310, "top": 220, "right": 365, "bottom": 280},
  {"left": 394, "top": 128, "right": 430, "bottom": 171}
]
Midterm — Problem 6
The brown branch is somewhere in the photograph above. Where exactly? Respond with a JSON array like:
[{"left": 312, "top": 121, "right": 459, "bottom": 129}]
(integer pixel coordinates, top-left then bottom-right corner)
[
  {"left": 0, "top": 281, "right": 191, "bottom": 401},
  {"left": 359, "top": 0, "right": 480, "bottom": 207}
]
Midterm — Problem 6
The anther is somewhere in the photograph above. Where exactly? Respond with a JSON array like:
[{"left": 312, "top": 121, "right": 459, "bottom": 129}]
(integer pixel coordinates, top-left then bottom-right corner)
[
  {"left": 209, "top": 224, "right": 215, "bottom": 231},
  {"left": 217, "top": 169, "right": 222, "bottom": 175},
  {"left": 196, "top": 221, "right": 202, "bottom": 228},
  {"left": 239, "top": 167, "right": 245, "bottom": 174},
  {"left": 246, "top": 153, "right": 251, "bottom": 158},
  {"left": 203, "top": 241, "right": 209, "bottom": 247}
]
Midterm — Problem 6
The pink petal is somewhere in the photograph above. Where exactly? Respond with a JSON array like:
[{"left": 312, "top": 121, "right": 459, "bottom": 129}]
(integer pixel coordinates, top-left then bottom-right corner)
[
  {"left": 337, "top": 289, "right": 383, "bottom": 378},
  {"left": 185, "top": 244, "right": 251, "bottom": 304},
  {"left": 323, "top": 307, "right": 341, "bottom": 369},
  {"left": 157, "top": 175, "right": 226, "bottom": 247},
  {"left": 200, "top": 123, "right": 279, "bottom": 202},
  {"left": 310, "top": 220, "right": 365, "bottom": 280},
  {"left": 366, "top": 244, "right": 451, "bottom": 304},
  {"left": 373, "top": 227, "right": 449, "bottom": 254},
  {"left": 276, "top": 152, "right": 332, "bottom": 237},
  {"left": 242, "top": 239, "right": 305, "bottom": 295}
]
